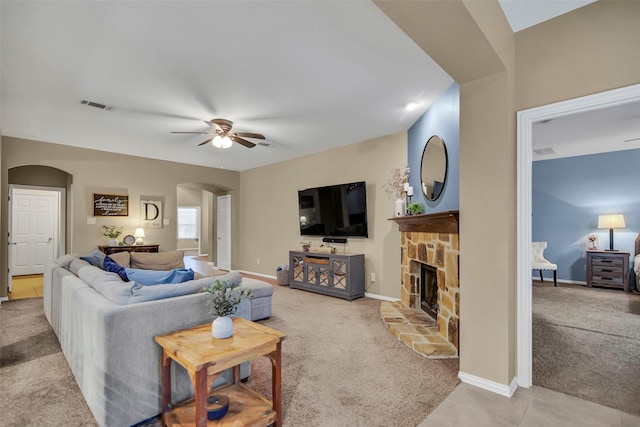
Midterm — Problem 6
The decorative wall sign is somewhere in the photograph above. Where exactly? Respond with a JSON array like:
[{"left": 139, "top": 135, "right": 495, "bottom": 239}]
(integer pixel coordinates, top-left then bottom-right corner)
[
  {"left": 141, "top": 199, "right": 163, "bottom": 229},
  {"left": 93, "top": 194, "right": 129, "bottom": 216}
]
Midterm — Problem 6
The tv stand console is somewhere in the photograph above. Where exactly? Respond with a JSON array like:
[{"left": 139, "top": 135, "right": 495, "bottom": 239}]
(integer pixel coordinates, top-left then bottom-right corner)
[{"left": 289, "top": 251, "right": 365, "bottom": 301}]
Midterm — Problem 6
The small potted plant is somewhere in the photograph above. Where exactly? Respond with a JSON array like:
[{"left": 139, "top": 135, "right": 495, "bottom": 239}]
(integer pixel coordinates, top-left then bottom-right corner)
[
  {"left": 300, "top": 241, "right": 311, "bottom": 251},
  {"left": 408, "top": 201, "right": 425, "bottom": 215},
  {"left": 102, "top": 225, "right": 123, "bottom": 246},
  {"left": 203, "top": 279, "right": 251, "bottom": 339}
]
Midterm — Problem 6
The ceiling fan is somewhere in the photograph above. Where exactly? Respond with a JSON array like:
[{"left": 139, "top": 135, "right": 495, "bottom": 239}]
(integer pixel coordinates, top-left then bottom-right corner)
[{"left": 172, "top": 118, "right": 266, "bottom": 148}]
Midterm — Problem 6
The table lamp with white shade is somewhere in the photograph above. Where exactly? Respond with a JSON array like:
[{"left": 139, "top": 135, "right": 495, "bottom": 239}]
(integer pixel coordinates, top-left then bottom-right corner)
[
  {"left": 134, "top": 228, "right": 145, "bottom": 245},
  {"left": 597, "top": 214, "right": 625, "bottom": 251}
]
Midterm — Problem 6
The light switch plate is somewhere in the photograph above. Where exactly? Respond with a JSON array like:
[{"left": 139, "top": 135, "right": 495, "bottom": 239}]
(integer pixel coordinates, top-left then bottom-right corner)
[
  {"left": 163, "top": 218, "right": 170, "bottom": 225},
  {"left": 87, "top": 217, "right": 96, "bottom": 225}
]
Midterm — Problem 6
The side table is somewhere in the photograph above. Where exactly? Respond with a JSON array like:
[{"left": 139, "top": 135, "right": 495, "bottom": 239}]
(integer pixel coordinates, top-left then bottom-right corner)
[
  {"left": 586, "top": 250, "right": 630, "bottom": 292},
  {"left": 154, "top": 318, "right": 286, "bottom": 427}
]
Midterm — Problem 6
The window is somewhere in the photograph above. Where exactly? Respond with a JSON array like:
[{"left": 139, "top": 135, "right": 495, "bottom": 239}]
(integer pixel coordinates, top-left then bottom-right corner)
[{"left": 177, "top": 207, "right": 199, "bottom": 239}]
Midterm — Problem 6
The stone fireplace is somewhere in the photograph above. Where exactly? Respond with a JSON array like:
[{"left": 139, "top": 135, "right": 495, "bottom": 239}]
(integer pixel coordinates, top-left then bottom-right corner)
[{"left": 383, "top": 211, "right": 460, "bottom": 358}]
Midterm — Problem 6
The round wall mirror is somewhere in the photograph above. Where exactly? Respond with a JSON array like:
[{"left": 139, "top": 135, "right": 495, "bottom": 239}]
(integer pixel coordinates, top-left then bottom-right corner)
[{"left": 420, "top": 135, "right": 448, "bottom": 201}]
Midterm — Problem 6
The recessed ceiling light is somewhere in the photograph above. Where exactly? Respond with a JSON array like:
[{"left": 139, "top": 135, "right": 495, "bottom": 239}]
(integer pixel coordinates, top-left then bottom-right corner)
[{"left": 406, "top": 101, "right": 420, "bottom": 111}]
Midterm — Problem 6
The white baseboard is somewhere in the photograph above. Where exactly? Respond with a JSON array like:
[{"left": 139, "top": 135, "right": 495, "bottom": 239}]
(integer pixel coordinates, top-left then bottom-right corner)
[
  {"left": 0, "top": 296, "right": 9, "bottom": 303},
  {"left": 458, "top": 371, "right": 518, "bottom": 397},
  {"left": 364, "top": 292, "right": 400, "bottom": 301},
  {"left": 238, "top": 270, "right": 277, "bottom": 280}
]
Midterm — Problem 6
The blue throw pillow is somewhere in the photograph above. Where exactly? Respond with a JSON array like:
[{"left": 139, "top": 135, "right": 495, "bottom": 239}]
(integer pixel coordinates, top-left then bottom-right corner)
[
  {"left": 124, "top": 268, "right": 195, "bottom": 286},
  {"left": 103, "top": 256, "right": 129, "bottom": 281},
  {"left": 80, "top": 249, "right": 106, "bottom": 269}
]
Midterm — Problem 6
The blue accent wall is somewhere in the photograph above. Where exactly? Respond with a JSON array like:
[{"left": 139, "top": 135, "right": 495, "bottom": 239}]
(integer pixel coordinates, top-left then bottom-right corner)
[
  {"left": 407, "top": 83, "right": 459, "bottom": 212},
  {"left": 532, "top": 148, "right": 640, "bottom": 284}
]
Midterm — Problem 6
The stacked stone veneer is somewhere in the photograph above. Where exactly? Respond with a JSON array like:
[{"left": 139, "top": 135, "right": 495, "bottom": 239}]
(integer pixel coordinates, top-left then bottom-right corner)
[{"left": 401, "top": 231, "right": 459, "bottom": 350}]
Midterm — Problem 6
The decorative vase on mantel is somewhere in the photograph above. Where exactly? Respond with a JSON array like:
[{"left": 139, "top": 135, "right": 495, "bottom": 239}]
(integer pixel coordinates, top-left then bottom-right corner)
[
  {"left": 108, "top": 238, "right": 118, "bottom": 246},
  {"left": 211, "top": 316, "right": 233, "bottom": 339}
]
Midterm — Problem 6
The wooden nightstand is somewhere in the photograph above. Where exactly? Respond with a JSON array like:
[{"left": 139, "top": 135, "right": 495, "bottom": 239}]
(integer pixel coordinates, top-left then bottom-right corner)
[{"left": 586, "top": 250, "right": 630, "bottom": 292}]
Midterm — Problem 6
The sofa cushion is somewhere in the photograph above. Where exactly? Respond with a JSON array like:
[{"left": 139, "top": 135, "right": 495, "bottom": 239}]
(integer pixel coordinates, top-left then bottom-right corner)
[
  {"left": 69, "top": 258, "right": 92, "bottom": 275},
  {"left": 103, "top": 256, "right": 129, "bottom": 281},
  {"left": 56, "top": 254, "right": 79, "bottom": 269},
  {"left": 109, "top": 251, "right": 131, "bottom": 268},
  {"left": 75, "top": 265, "right": 242, "bottom": 305},
  {"left": 124, "top": 268, "right": 195, "bottom": 286},
  {"left": 80, "top": 249, "right": 106, "bottom": 268},
  {"left": 130, "top": 251, "right": 184, "bottom": 270},
  {"left": 211, "top": 271, "right": 242, "bottom": 289},
  {"left": 241, "top": 278, "right": 274, "bottom": 298}
]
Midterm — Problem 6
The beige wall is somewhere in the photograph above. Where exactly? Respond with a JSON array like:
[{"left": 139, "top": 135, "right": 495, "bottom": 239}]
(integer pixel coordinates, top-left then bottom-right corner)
[
  {"left": 237, "top": 132, "right": 407, "bottom": 298},
  {"left": 0, "top": 137, "right": 240, "bottom": 298},
  {"left": 515, "top": 0, "right": 640, "bottom": 110}
]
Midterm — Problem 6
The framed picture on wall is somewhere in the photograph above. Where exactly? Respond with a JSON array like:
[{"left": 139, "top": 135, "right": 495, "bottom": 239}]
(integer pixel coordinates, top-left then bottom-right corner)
[
  {"left": 93, "top": 194, "right": 128, "bottom": 216},
  {"left": 141, "top": 199, "right": 162, "bottom": 229}
]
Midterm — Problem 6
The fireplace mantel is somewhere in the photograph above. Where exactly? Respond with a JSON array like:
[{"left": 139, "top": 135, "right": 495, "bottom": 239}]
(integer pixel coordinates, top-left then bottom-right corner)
[{"left": 389, "top": 210, "right": 459, "bottom": 234}]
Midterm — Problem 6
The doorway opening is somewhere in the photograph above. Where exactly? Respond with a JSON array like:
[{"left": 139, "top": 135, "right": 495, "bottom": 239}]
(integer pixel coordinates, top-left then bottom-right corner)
[
  {"left": 8, "top": 185, "right": 66, "bottom": 296},
  {"left": 517, "top": 82, "right": 640, "bottom": 388}
]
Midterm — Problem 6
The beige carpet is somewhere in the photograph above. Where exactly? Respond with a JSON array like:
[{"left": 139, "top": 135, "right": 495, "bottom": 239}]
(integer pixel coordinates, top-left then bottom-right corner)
[
  {"left": 0, "top": 283, "right": 459, "bottom": 426},
  {"left": 246, "top": 284, "right": 460, "bottom": 426},
  {"left": 533, "top": 282, "right": 640, "bottom": 415}
]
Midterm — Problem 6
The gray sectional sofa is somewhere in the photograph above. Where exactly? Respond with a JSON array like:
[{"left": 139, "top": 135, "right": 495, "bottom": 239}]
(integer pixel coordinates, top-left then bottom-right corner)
[{"left": 43, "top": 252, "right": 252, "bottom": 427}]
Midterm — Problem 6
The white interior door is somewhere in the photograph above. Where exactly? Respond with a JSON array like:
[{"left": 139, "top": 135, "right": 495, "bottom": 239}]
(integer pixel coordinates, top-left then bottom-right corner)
[
  {"left": 10, "top": 188, "right": 59, "bottom": 277},
  {"left": 216, "top": 195, "right": 231, "bottom": 270}
]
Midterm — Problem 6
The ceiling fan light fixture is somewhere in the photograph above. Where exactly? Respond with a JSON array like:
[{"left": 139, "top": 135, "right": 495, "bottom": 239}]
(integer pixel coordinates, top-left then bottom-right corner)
[
  {"left": 212, "top": 135, "right": 223, "bottom": 148},
  {"left": 221, "top": 136, "right": 232, "bottom": 149}
]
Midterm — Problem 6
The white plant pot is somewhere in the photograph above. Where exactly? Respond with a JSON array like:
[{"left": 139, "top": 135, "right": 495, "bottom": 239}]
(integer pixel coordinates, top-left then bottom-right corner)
[
  {"left": 211, "top": 316, "right": 233, "bottom": 339},
  {"left": 108, "top": 238, "right": 118, "bottom": 246}
]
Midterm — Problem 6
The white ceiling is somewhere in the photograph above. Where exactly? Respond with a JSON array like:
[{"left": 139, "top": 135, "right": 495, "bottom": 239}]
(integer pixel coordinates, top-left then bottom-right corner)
[
  {"left": 499, "top": 0, "right": 598, "bottom": 32},
  {"left": 3, "top": 0, "right": 628, "bottom": 172}
]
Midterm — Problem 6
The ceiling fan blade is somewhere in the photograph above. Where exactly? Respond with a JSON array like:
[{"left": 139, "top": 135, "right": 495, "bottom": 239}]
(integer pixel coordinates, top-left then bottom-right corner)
[
  {"left": 234, "top": 131, "right": 265, "bottom": 140},
  {"left": 197, "top": 138, "right": 213, "bottom": 146},
  {"left": 171, "top": 131, "right": 213, "bottom": 134},
  {"left": 230, "top": 136, "right": 256, "bottom": 148}
]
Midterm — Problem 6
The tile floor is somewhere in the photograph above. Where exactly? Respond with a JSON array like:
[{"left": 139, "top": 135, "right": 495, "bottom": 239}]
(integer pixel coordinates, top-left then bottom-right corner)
[{"left": 419, "top": 382, "right": 640, "bottom": 426}]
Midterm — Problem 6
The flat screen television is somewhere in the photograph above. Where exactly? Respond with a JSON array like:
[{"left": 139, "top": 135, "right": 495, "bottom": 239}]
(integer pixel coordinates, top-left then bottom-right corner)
[{"left": 298, "top": 181, "right": 368, "bottom": 238}]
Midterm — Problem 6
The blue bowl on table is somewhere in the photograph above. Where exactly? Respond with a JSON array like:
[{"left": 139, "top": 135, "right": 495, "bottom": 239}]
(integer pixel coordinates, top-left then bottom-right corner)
[{"left": 207, "top": 394, "right": 229, "bottom": 420}]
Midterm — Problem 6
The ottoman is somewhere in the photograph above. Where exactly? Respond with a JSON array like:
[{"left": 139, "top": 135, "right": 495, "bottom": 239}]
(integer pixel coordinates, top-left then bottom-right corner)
[{"left": 241, "top": 278, "right": 274, "bottom": 321}]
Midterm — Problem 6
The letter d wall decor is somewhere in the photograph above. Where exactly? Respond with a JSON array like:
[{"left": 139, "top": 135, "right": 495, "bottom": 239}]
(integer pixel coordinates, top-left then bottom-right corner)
[{"left": 141, "top": 199, "right": 163, "bottom": 229}]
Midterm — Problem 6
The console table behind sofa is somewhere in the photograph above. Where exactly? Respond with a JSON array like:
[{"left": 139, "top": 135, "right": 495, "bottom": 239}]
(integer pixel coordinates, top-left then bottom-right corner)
[{"left": 98, "top": 244, "right": 159, "bottom": 255}]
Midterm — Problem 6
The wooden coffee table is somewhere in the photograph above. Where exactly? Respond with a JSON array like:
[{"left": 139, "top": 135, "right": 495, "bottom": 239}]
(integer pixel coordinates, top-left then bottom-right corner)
[{"left": 154, "top": 317, "right": 286, "bottom": 427}]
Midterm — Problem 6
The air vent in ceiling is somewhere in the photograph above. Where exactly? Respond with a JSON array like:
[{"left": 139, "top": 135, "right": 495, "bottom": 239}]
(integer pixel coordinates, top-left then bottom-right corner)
[
  {"left": 81, "top": 100, "right": 112, "bottom": 110},
  {"left": 533, "top": 147, "right": 556, "bottom": 156}
]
